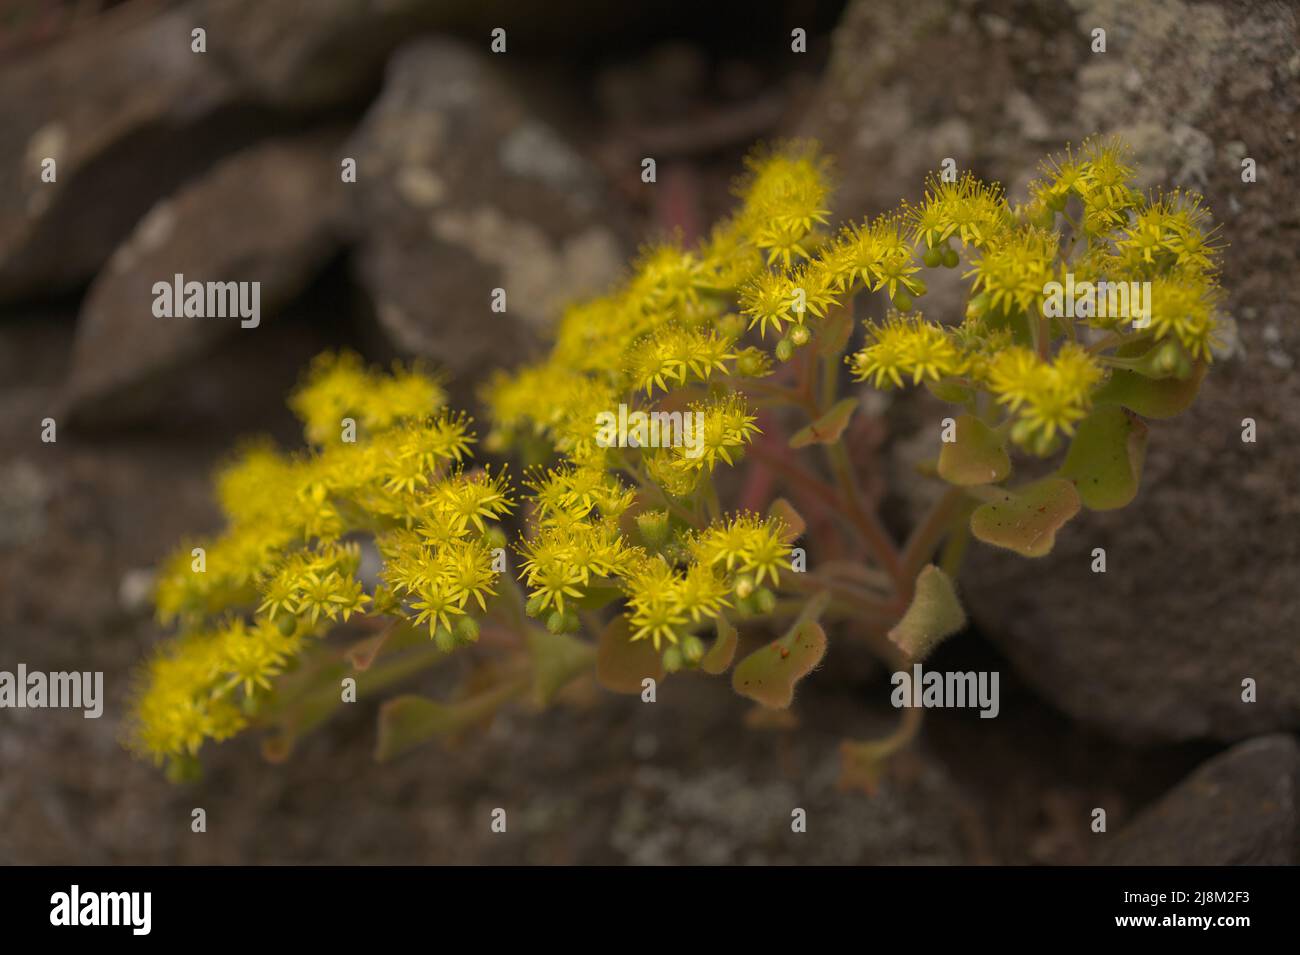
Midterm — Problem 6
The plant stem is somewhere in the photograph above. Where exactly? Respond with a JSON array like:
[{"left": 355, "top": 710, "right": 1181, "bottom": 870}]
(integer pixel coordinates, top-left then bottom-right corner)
[
  {"left": 900, "top": 485, "right": 968, "bottom": 590},
  {"left": 824, "top": 441, "right": 905, "bottom": 587}
]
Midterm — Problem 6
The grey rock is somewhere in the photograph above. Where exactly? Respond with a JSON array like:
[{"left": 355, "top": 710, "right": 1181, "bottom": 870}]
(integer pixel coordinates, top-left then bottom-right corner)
[
  {"left": 800, "top": 0, "right": 1300, "bottom": 742},
  {"left": 0, "top": 4, "right": 240, "bottom": 301},
  {"left": 346, "top": 38, "right": 626, "bottom": 381},
  {"left": 1098, "top": 735, "right": 1299, "bottom": 865},
  {"left": 61, "top": 133, "right": 345, "bottom": 419},
  {"left": 0, "top": 0, "right": 464, "bottom": 303}
]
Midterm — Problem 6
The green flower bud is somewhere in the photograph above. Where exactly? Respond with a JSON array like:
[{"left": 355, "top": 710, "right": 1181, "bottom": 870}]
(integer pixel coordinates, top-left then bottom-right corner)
[
  {"left": 681, "top": 634, "right": 705, "bottom": 664},
  {"left": 276, "top": 613, "right": 298, "bottom": 637},
  {"left": 775, "top": 338, "right": 795, "bottom": 362},
  {"left": 434, "top": 625, "right": 457, "bottom": 653},
  {"left": 735, "top": 346, "right": 771, "bottom": 378},
  {"left": 733, "top": 573, "right": 755, "bottom": 599},
  {"left": 754, "top": 588, "right": 777, "bottom": 614},
  {"left": 941, "top": 246, "right": 960, "bottom": 269},
  {"left": 662, "top": 645, "right": 684, "bottom": 673},
  {"left": 525, "top": 593, "right": 547, "bottom": 618},
  {"left": 789, "top": 324, "right": 812, "bottom": 347},
  {"left": 923, "top": 245, "right": 944, "bottom": 268},
  {"left": 547, "top": 610, "right": 579, "bottom": 634},
  {"left": 636, "top": 509, "right": 672, "bottom": 547},
  {"left": 892, "top": 290, "right": 914, "bottom": 312},
  {"left": 454, "top": 616, "right": 481, "bottom": 644}
]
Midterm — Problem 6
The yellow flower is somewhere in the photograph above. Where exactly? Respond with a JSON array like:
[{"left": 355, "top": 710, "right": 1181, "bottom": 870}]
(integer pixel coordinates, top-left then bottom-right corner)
[
  {"left": 986, "top": 344, "right": 1103, "bottom": 452},
  {"left": 847, "top": 313, "right": 959, "bottom": 388}
]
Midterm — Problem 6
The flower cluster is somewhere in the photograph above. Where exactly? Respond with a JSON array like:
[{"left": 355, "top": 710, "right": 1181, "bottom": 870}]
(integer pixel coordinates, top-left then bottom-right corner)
[
  {"left": 131, "top": 135, "right": 1228, "bottom": 775},
  {"left": 129, "top": 354, "right": 511, "bottom": 769}
]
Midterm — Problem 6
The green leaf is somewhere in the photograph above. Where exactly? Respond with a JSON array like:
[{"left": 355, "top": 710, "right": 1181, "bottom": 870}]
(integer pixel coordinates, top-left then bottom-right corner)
[
  {"left": 731, "top": 620, "right": 827, "bottom": 709},
  {"left": 888, "top": 565, "right": 966, "bottom": 661},
  {"left": 701, "top": 614, "right": 738, "bottom": 675},
  {"left": 1059, "top": 405, "right": 1148, "bottom": 510},
  {"left": 527, "top": 628, "right": 595, "bottom": 705},
  {"left": 375, "top": 679, "right": 523, "bottom": 763},
  {"left": 970, "top": 477, "right": 1081, "bottom": 558},
  {"left": 1092, "top": 363, "right": 1206, "bottom": 419},
  {"left": 937, "top": 414, "right": 1011, "bottom": 487},
  {"left": 595, "top": 616, "right": 664, "bottom": 694},
  {"left": 789, "top": 398, "right": 857, "bottom": 448}
]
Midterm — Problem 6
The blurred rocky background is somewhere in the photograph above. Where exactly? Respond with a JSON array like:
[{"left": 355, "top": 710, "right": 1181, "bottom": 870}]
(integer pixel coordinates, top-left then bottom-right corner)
[{"left": 0, "top": 0, "right": 1295, "bottom": 864}]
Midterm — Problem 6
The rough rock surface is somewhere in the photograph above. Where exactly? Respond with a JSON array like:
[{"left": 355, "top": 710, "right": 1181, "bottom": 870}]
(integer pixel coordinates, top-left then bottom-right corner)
[
  {"left": 801, "top": 0, "right": 1300, "bottom": 742},
  {"left": 0, "top": 4, "right": 241, "bottom": 301},
  {"left": 1098, "top": 735, "right": 1299, "bottom": 865},
  {"left": 60, "top": 133, "right": 345, "bottom": 420},
  {"left": 346, "top": 39, "right": 627, "bottom": 382},
  {"left": 0, "top": 0, "right": 490, "bottom": 302}
]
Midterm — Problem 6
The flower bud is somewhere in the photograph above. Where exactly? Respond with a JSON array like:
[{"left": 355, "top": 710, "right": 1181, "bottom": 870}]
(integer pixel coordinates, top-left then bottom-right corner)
[
  {"left": 636, "top": 509, "right": 672, "bottom": 547},
  {"left": 775, "top": 338, "right": 795, "bottom": 362},
  {"left": 681, "top": 634, "right": 705, "bottom": 664},
  {"left": 735, "top": 347, "right": 771, "bottom": 378},
  {"left": 454, "top": 615, "right": 481, "bottom": 644},
  {"left": 434, "top": 625, "right": 457, "bottom": 653},
  {"left": 789, "top": 324, "right": 811, "bottom": 347}
]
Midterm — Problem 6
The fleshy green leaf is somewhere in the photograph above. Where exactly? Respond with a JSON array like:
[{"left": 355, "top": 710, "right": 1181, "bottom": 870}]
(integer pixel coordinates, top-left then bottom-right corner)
[
  {"left": 1059, "top": 405, "right": 1148, "bottom": 510},
  {"left": 528, "top": 628, "right": 595, "bottom": 705},
  {"left": 789, "top": 398, "right": 857, "bottom": 448},
  {"left": 1092, "top": 363, "right": 1206, "bottom": 419},
  {"left": 375, "top": 680, "right": 523, "bottom": 762},
  {"left": 701, "top": 614, "right": 738, "bottom": 675},
  {"left": 731, "top": 620, "right": 827, "bottom": 708},
  {"left": 970, "top": 477, "right": 1081, "bottom": 558},
  {"left": 888, "top": 565, "right": 966, "bottom": 661},
  {"left": 937, "top": 414, "right": 1011, "bottom": 487},
  {"left": 596, "top": 616, "right": 664, "bottom": 693}
]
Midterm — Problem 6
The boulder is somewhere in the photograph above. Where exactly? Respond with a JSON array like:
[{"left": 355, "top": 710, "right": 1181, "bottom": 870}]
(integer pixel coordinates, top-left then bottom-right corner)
[
  {"left": 1098, "top": 735, "right": 1298, "bottom": 865},
  {"left": 61, "top": 133, "right": 345, "bottom": 420},
  {"left": 345, "top": 39, "right": 627, "bottom": 382},
  {"left": 800, "top": 0, "right": 1300, "bottom": 742}
]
